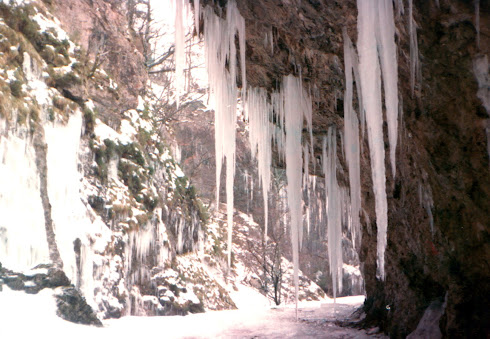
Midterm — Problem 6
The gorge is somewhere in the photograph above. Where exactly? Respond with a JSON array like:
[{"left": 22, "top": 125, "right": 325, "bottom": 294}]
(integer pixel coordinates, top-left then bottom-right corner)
[{"left": 0, "top": 0, "right": 488, "bottom": 337}]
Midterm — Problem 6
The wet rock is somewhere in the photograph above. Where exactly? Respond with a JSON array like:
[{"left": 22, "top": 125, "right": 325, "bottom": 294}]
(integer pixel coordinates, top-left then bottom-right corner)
[
  {"left": 407, "top": 299, "right": 446, "bottom": 339},
  {"left": 46, "top": 268, "right": 71, "bottom": 288},
  {"left": 5, "top": 275, "right": 24, "bottom": 290},
  {"left": 55, "top": 287, "right": 102, "bottom": 326}
]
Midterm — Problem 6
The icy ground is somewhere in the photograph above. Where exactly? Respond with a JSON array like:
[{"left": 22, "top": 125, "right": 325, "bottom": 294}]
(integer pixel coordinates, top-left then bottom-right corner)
[{"left": 0, "top": 286, "right": 386, "bottom": 338}]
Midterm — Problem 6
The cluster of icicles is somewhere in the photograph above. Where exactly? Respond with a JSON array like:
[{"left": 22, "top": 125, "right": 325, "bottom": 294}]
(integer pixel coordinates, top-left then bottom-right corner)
[{"left": 175, "top": 0, "right": 405, "bottom": 304}]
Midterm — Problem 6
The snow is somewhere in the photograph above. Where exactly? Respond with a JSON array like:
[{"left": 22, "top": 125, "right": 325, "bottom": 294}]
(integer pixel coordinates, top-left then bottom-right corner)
[
  {"left": 32, "top": 12, "right": 76, "bottom": 55},
  {"left": 0, "top": 286, "right": 375, "bottom": 338},
  {"left": 228, "top": 281, "right": 271, "bottom": 310},
  {"left": 94, "top": 119, "right": 133, "bottom": 145},
  {"left": 0, "top": 0, "right": 32, "bottom": 6},
  {"left": 24, "top": 267, "right": 49, "bottom": 276}
]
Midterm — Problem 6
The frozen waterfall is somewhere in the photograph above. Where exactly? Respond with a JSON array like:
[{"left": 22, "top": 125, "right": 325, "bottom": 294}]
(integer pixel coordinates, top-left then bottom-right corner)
[{"left": 203, "top": 0, "right": 246, "bottom": 267}]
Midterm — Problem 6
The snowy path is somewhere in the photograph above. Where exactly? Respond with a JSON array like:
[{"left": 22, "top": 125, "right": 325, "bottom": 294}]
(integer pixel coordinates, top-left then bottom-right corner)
[{"left": 0, "top": 287, "right": 386, "bottom": 338}]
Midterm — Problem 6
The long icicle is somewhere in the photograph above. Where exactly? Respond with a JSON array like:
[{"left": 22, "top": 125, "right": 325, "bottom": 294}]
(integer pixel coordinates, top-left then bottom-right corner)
[
  {"left": 357, "top": 0, "right": 389, "bottom": 280},
  {"left": 323, "top": 127, "right": 343, "bottom": 301},
  {"left": 343, "top": 29, "right": 362, "bottom": 250},
  {"left": 174, "top": 0, "right": 186, "bottom": 107},
  {"left": 245, "top": 88, "right": 272, "bottom": 242},
  {"left": 193, "top": 0, "right": 200, "bottom": 35},
  {"left": 377, "top": 0, "right": 399, "bottom": 179},
  {"left": 280, "top": 75, "right": 312, "bottom": 319},
  {"left": 409, "top": 0, "right": 420, "bottom": 98}
]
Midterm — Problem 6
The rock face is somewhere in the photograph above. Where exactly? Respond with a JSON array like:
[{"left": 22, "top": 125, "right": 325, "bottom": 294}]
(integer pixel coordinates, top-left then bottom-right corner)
[
  {"left": 0, "top": 264, "right": 101, "bottom": 326},
  {"left": 52, "top": 0, "right": 147, "bottom": 112},
  {"left": 212, "top": 0, "right": 489, "bottom": 337},
  {"left": 55, "top": 287, "right": 103, "bottom": 326}
]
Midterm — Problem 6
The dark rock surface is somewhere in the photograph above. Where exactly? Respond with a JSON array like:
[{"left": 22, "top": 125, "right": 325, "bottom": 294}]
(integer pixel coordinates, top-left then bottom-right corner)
[
  {"left": 0, "top": 263, "right": 101, "bottom": 326},
  {"left": 199, "top": 0, "right": 489, "bottom": 336},
  {"left": 55, "top": 287, "right": 103, "bottom": 326}
]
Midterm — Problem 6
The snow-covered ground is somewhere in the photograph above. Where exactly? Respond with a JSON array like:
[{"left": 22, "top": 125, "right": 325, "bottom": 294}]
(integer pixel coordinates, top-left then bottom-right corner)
[{"left": 0, "top": 286, "right": 385, "bottom": 338}]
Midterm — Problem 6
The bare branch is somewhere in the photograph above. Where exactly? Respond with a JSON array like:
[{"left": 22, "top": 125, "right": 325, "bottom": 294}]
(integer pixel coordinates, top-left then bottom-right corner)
[{"left": 145, "top": 46, "right": 175, "bottom": 68}]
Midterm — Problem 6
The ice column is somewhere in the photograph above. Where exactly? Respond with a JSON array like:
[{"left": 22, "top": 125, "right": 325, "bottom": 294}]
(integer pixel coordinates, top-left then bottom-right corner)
[
  {"left": 203, "top": 0, "right": 246, "bottom": 267},
  {"left": 343, "top": 29, "right": 362, "bottom": 250},
  {"left": 323, "top": 127, "right": 343, "bottom": 300},
  {"left": 357, "top": 0, "right": 390, "bottom": 280},
  {"left": 0, "top": 127, "right": 49, "bottom": 271}
]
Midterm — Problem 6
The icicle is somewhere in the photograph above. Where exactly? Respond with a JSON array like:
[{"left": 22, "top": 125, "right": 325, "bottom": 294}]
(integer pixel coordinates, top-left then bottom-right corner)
[
  {"left": 343, "top": 31, "right": 365, "bottom": 144},
  {"left": 269, "top": 29, "right": 274, "bottom": 54},
  {"left": 193, "top": 0, "right": 200, "bottom": 35},
  {"left": 343, "top": 29, "right": 362, "bottom": 250},
  {"left": 476, "top": 0, "right": 480, "bottom": 50},
  {"left": 409, "top": 0, "right": 420, "bottom": 98},
  {"left": 303, "top": 144, "right": 309, "bottom": 191},
  {"left": 395, "top": 0, "right": 404, "bottom": 17},
  {"left": 174, "top": 0, "right": 187, "bottom": 107},
  {"left": 377, "top": 0, "right": 399, "bottom": 179},
  {"left": 419, "top": 183, "right": 434, "bottom": 236},
  {"left": 263, "top": 30, "right": 274, "bottom": 55},
  {"left": 306, "top": 195, "right": 311, "bottom": 236},
  {"left": 473, "top": 54, "right": 490, "bottom": 161},
  {"left": 304, "top": 87, "right": 314, "bottom": 169},
  {"left": 244, "top": 170, "right": 249, "bottom": 214},
  {"left": 203, "top": 0, "right": 246, "bottom": 267},
  {"left": 280, "top": 75, "right": 312, "bottom": 318},
  {"left": 245, "top": 87, "right": 272, "bottom": 241},
  {"left": 339, "top": 130, "right": 345, "bottom": 161},
  {"left": 357, "top": 0, "right": 389, "bottom": 280},
  {"left": 323, "top": 127, "right": 343, "bottom": 300}
]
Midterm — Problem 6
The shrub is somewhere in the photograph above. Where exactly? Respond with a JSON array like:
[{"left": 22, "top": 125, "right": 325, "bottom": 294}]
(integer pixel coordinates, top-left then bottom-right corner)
[
  {"left": 52, "top": 95, "right": 69, "bottom": 111},
  {"left": 83, "top": 108, "right": 95, "bottom": 134},
  {"left": 16, "top": 105, "right": 29, "bottom": 124},
  {"left": 52, "top": 71, "right": 81, "bottom": 88},
  {"left": 0, "top": 3, "right": 40, "bottom": 47},
  {"left": 9, "top": 80, "right": 23, "bottom": 97},
  {"left": 29, "top": 105, "right": 39, "bottom": 122}
]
